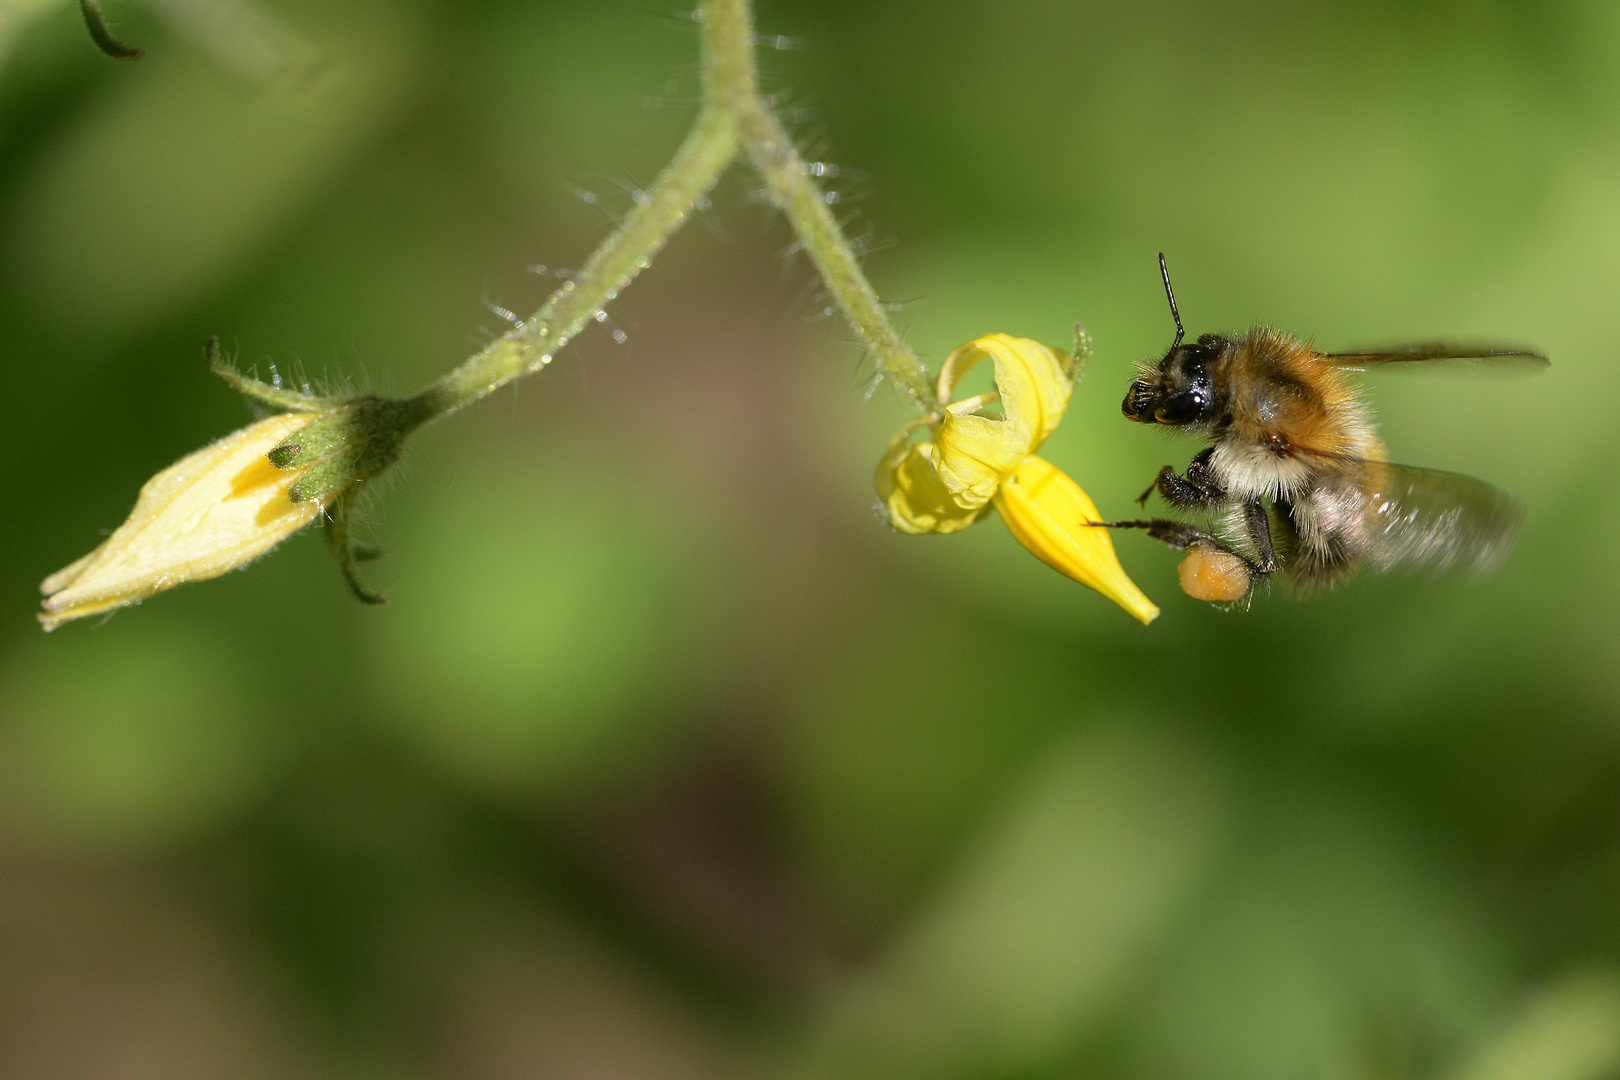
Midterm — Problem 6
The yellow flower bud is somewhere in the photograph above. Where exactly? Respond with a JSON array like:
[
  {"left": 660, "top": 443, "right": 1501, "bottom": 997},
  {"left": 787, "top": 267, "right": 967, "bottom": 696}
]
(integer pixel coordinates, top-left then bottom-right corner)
[
  {"left": 39, "top": 413, "right": 325, "bottom": 631},
  {"left": 994, "top": 455, "right": 1160, "bottom": 624}
]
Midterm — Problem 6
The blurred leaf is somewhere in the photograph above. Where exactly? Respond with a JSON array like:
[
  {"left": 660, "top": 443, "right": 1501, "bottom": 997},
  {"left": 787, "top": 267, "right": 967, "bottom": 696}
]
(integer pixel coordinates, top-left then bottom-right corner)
[
  {"left": 781, "top": 587, "right": 1090, "bottom": 927},
  {"left": 808, "top": 721, "right": 1231, "bottom": 1079},
  {"left": 365, "top": 454, "right": 698, "bottom": 797},
  {"left": 1442, "top": 971, "right": 1620, "bottom": 1080},
  {"left": 0, "top": 622, "right": 292, "bottom": 852},
  {"left": 459, "top": 0, "right": 703, "bottom": 220},
  {"left": 0, "top": 0, "right": 73, "bottom": 69},
  {"left": 2, "top": 0, "right": 425, "bottom": 346},
  {"left": 1128, "top": 787, "right": 1509, "bottom": 1080}
]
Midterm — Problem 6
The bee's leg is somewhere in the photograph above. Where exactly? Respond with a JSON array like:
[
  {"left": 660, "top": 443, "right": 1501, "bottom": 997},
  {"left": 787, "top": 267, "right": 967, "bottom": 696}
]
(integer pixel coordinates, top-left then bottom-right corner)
[
  {"left": 1092, "top": 517, "right": 1271, "bottom": 578},
  {"left": 1241, "top": 499, "right": 1279, "bottom": 574},
  {"left": 1137, "top": 466, "right": 1219, "bottom": 508},
  {"left": 1135, "top": 475, "right": 1162, "bottom": 506},
  {"left": 1138, "top": 447, "right": 1225, "bottom": 509},
  {"left": 1092, "top": 518, "right": 1235, "bottom": 554},
  {"left": 1185, "top": 447, "right": 1225, "bottom": 494}
]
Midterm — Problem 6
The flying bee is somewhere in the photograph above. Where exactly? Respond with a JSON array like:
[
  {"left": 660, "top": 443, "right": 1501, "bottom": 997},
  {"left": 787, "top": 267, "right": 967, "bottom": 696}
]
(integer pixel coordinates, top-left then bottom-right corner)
[{"left": 1099, "top": 254, "right": 1548, "bottom": 604}]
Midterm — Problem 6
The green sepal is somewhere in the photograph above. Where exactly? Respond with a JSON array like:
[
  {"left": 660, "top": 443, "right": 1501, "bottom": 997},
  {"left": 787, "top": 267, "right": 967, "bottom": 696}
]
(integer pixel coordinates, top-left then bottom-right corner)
[
  {"left": 80, "top": 0, "right": 142, "bottom": 59},
  {"left": 207, "top": 337, "right": 327, "bottom": 412},
  {"left": 287, "top": 455, "right": 364, "bottom": 504},
  {"left": 1068, "top": 322, "right": 1092, "bottom": 385},
  {"left": 327, "top": 495, "right": 386, "bottom": 606},
  {"left": 272, "top": 395, "right": 422, "bottom": 504}
]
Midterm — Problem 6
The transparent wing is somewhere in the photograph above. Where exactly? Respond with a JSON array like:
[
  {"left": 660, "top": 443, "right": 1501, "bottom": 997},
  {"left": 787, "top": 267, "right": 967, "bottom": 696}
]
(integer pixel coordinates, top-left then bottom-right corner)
[
  {"left": 1321, "top": 343, "right": 1549, "bottom": 371},
  {"left": 1355, "top": 460, "right": 1525, "bottom": 577}
]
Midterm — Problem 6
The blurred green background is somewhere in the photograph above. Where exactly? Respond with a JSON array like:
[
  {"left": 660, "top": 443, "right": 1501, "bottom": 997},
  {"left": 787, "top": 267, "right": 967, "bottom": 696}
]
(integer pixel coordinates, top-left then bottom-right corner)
[{"left": 1, "top": 0, "right": 1618, "bottom": 1076}]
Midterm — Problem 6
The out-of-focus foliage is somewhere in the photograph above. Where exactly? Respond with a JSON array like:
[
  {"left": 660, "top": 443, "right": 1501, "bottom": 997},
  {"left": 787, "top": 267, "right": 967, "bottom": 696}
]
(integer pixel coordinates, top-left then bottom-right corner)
[{"left": 1, "top": 0, "right": 1618, "bottom": 1077}]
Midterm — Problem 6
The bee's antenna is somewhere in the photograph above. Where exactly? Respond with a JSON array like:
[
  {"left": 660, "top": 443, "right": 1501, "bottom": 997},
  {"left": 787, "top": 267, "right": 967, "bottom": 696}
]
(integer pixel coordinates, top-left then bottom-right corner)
[{"left": 1159, "top": 252, "right": 1184, "bottom": 349}]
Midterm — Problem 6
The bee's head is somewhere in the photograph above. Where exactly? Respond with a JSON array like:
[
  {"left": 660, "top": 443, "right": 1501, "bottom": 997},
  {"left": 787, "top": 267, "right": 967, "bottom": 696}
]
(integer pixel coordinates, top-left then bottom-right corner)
[
  {"left": 1121, "top": 336, "right": 1226, "bottom": 426},
  {"left": 1122, "top": 252, "right": 1224, "bottom": 427}
]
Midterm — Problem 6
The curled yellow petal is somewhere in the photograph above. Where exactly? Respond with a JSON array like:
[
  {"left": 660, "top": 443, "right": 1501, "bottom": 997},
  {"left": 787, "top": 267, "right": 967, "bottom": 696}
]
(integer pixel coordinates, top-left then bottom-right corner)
[
  {"left": 878, "top": 334, "right": 1074, "bottom": 534},
  {"left": 876, "top": 435, "right": 993, "bottom": 535},
  {"left": 935, "top": 332, "right": 1073, "bottom": 450},
  {"left": 993, "top": 455, "right": 1160, "bottom": 624},
  {"left": 39, "top": 413, "right": 324, "bottom": 631},
  {"left": 932, "top": 333, "right": 1073, "bottom": 504}
]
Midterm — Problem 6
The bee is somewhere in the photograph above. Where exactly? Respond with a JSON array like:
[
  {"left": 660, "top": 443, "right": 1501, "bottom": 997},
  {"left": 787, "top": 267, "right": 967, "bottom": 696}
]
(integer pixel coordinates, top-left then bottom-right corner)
[{"left": 1100, "top": 254, "right": 1547, "bottom": 603}]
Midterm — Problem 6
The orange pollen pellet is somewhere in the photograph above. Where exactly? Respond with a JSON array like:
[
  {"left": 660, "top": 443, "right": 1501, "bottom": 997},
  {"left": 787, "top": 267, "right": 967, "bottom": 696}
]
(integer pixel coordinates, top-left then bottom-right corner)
[{"left": 1178, "top": 546, "right": 1252, "bottom": 602}]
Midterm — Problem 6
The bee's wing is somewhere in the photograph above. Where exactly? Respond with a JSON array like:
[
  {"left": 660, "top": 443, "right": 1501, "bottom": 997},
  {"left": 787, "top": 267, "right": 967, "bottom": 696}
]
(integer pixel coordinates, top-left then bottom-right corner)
[
  {"left": 1321, "top": 343, "right": 1549, "bottom": 371},
  {"left": 1339, "top": 459, "right": 1526, "bottom": 578}
]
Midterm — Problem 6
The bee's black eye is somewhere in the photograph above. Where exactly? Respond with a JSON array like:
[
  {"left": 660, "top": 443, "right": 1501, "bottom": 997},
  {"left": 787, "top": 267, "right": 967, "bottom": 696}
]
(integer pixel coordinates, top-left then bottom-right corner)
[{"left": 1154, "top": 390, "right": 1205, "bottom": 425}]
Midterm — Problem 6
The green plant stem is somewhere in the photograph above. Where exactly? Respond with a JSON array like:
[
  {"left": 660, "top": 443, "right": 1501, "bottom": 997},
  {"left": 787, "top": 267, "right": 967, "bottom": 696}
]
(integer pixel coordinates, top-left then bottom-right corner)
[
  {"left": 409, "top": 0, "right": 928, "bottom": 424},
  {"left": 409, "top": 104, "right": 739, "bottom": 422},
  {"left": 706, "top": 0, "right": 932, "bottom": 406}
]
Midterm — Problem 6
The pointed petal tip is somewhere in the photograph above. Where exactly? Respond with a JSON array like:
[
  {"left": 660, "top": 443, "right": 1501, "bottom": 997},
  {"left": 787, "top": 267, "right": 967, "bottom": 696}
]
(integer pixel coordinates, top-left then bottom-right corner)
[
  {"left": 995, "top": 456, "right": 1161, "bottom": 626},
  {"left": 1119, "top": 591, "right": 1161, "bottom": 625}
]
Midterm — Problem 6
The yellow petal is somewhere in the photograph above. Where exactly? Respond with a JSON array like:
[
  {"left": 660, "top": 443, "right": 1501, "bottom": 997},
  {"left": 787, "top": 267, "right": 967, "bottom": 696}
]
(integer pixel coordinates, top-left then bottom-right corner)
[
  {"left": 936, "top": 333, "right": 1073, "bottom": 450},
  {"left": 878, "top": 334, "right": 1074, "bottom": 535},
  {"left": 877, "top": 438, "right": 994, "bottom": 534},
  {"left": 993, "top": 455, "right": 1160, "bottom": 624},
  {"left": 39, "top": 413, "right": 323, "bottom": 630}
]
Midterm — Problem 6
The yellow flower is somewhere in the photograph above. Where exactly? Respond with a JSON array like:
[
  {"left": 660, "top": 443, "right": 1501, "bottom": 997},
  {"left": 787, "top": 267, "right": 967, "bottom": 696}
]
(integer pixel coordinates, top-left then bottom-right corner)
[
  {"left": 39, "top": 413, "right": 326, "bottom": 631},
  {"left": 876, "top": 333, "right": 1159, "bottom": 624}
]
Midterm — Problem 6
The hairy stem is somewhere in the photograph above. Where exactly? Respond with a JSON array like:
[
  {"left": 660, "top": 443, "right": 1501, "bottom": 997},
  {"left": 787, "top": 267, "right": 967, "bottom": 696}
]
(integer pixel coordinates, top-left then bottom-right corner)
[
  {"left": 410, "top": 104, "right": 739, "bottom": 421},
  {"left": 410, "top": 0, "right": 927, "bottom": 424},
  {"left": 705, "top": 0, "right": 932, "bottom": 405}
]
